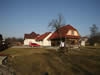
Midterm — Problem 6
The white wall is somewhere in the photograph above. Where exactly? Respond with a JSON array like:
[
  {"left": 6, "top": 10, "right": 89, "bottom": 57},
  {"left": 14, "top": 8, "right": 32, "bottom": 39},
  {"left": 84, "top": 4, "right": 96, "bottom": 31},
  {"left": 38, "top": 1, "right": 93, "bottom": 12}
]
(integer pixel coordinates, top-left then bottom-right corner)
[
  {"left": 24, "top": 39, "right": 38, "bottom": 45},
  {"left": 24, "top": 33, "right": 52, "bottom": 46},
  {"left": 43, "top": 33, "right": 52, "bottom": 46},
  {"left": 39, "top": 33, "right": 52, "bottom": 46},
  {"left": 42, "top": 40, "right": 51, "bottom": 46},
  {"left": 37, "top": 41, "right": 43, "bottom": 46},
  {"left": 81, "top": 41, "right": 85, "bottom": 46}
]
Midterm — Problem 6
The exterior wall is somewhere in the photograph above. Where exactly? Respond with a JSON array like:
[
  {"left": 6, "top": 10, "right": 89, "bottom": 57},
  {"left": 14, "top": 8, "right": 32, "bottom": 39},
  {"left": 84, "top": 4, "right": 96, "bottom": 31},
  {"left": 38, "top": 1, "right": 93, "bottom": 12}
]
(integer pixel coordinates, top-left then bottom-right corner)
[
  {"left": 67, "top": 30, "right": 79, "bottom": 36},
  {"left": 24, "top": 33, "right": 52, "bottom": 46},
  {"left": 39, "top": 33, "right": 52, "bottom": 46},
  {"left": 37, "top": 41, "right": 42, "bottom": 46},
  {"left": 43, "top": 33, "right": 52, "bottom": 46},
  {"left": 81, "top": 41, "right": 85, "bottom": 46},
  {"left": 67, "top": 30, "right": 72, "bottom": 35},
  {"left": 80, "top": 38, "right": 88, "bottom": 47},
  {"left": 42, "top": 40, "right": 51, "bottom": 46},
  {"left": 74, "top": 31, "right": 79, "bottom": 36},
  {"left": 24, "top": 39, "right": 38, "bottom": 45}
]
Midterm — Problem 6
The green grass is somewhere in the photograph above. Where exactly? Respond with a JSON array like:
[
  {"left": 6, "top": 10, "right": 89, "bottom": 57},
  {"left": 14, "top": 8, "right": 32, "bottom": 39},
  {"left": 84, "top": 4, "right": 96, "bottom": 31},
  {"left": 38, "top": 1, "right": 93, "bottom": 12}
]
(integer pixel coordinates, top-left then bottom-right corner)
[
  {"left": 0, "top": 48, "right": 49, "bottom": 56},
  {"left": 0, "top": 47, "right": 100, "bottom": 75}
]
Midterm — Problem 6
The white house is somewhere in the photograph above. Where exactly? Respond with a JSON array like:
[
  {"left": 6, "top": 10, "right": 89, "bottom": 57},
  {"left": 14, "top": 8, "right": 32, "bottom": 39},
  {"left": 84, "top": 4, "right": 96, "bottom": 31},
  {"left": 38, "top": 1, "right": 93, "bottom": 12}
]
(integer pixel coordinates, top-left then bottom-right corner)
[
  {"left": 80, "top": 37, "right": 88, "bottom": 46},
  {"left": 24, "top": 32, "right": 39, "bottom": 45},
  {"left": 24, "top": 25, "right": 81, "bottom": 47},
  {"left": 36, "top": 32, "right": 52, "bottom": 46}
]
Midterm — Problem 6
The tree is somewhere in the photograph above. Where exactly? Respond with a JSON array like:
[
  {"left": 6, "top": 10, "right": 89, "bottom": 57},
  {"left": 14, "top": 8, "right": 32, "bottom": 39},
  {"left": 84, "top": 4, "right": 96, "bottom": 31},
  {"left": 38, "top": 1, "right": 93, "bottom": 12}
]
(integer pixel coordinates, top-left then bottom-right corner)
[
  {"left": 0, "top": 34, "right": 3, "bottom": 40},
  {"left": 48, "top": 14, "right": 65, "bottom": 42},
  {"left": 0, "top": 34, "right": 3, "bottom": 41},
  {"left": 48, "top": 14, "right": 68, "bottom": 53},
  {"left": 90, "top": 24, "right": 98, "bottom": 37},
  {"left": 89, "top": 24, "right": 100, "bottom": 45},
  {"left": 5, "top": 37, "right": 24, "bottom": 46},
  {"left": 0, "top": 34, "right": 3, "bottom": 46}
]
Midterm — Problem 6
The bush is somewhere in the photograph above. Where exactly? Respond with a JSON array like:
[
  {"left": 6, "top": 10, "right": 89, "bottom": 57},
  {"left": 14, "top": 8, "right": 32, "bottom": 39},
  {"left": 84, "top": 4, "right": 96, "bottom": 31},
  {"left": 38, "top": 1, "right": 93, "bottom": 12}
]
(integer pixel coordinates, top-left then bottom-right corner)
[{"left": 88, "top": 34, "right": 100, "bottom": 46}]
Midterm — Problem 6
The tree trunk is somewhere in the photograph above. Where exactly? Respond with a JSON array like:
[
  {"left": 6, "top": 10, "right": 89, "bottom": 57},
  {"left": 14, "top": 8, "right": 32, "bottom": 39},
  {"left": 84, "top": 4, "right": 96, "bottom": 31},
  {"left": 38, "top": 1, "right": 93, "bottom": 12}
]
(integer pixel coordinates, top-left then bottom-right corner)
[{"left": 64, "top": 37, "right": 68, "bottom": 54}]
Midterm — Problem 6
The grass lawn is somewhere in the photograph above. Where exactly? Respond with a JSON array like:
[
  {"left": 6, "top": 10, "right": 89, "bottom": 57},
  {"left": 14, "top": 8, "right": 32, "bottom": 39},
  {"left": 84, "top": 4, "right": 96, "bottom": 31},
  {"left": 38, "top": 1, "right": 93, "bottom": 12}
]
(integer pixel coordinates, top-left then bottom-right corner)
[{"left": 0, "top": 47, "right": 100, "bottom": 75}]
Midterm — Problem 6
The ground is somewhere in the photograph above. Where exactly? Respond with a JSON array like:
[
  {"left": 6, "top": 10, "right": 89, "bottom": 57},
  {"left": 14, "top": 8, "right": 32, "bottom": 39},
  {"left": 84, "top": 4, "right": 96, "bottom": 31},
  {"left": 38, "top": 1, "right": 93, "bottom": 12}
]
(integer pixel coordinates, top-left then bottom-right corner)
[{"left": 0, "top": 46, "right": 100, "bottom": 75}]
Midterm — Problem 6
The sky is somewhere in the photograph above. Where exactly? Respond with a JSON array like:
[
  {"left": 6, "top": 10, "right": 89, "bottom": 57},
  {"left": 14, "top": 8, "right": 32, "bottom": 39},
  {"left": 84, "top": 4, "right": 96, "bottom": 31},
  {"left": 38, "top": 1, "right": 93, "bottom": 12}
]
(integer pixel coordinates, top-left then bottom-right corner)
[{"left": 0, "top": 0, "right": 100, "bottom": 38}]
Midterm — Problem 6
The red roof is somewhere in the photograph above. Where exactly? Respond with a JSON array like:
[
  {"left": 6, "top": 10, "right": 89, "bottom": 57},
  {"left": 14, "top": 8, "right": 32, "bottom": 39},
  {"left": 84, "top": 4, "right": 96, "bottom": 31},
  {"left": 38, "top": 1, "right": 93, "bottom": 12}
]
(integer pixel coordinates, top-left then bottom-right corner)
[
  {"left": 24, "top": 32, "right": 39, "bottom": 39},
  {"left": 49, "top": 25, "right": 80, "bottom": 40},
  {"left": 36, "top": 32, "right": 51, "bottom": 41}
]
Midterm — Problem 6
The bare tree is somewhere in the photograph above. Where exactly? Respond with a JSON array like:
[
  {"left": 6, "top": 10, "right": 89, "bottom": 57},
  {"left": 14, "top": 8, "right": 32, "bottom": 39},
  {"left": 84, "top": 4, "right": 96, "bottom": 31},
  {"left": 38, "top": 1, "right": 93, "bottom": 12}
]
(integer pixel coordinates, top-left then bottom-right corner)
[
  {"left": 48, "top": 14, "right": 65, "bottom": 41},
  {"left": 48, "top": 14, "right": 68, "bottom": 53}
]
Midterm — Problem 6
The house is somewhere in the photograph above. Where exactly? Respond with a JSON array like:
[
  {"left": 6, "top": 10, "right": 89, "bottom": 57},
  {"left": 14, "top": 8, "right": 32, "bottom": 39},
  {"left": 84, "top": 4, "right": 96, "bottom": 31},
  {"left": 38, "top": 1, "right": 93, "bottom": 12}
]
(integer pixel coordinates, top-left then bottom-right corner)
[
  {"left": 48, "top": 25, "right": 80, "bottom": 46},
  {"left": 80, "top": 37, "right": 88, "bottom": 46},
  {"left": 24, "top": 32, "right": 39, "bottom": 45},
  {"left": 36, "top": 32, "right": 52, "bottom": 46},
  {"left": 24, "top": 25, "right": 80, "bottom": 47}
]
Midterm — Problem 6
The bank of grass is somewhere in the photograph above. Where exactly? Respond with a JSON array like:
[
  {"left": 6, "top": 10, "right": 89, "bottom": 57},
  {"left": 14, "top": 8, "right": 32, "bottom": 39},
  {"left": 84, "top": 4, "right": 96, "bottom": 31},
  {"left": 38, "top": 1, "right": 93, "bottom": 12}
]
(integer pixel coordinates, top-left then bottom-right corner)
[
  {"left": 0, "top": 46, "right": 100, "bottom": 75},
  {"left": 85, "top": 45, "right": 100, "bottom": 49},
  {"left": 0, "top": 47, "right": 49, "bottom": 56}
]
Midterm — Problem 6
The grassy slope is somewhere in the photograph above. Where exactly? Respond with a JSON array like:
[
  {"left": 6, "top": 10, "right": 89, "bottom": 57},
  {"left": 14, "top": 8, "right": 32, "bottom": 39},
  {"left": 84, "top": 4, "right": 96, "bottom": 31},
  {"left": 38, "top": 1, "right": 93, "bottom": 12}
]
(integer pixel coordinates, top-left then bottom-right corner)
[{"left": 0, "top": 47, "right": 100, "bottom": 75}]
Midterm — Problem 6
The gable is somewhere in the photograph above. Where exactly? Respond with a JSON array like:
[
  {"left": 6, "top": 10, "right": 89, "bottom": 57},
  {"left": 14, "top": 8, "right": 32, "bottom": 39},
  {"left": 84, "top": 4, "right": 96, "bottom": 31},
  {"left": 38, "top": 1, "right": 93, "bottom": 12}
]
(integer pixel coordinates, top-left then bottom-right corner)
[{"left": 67, "top": 30, "right": 79, "bottom": 36}]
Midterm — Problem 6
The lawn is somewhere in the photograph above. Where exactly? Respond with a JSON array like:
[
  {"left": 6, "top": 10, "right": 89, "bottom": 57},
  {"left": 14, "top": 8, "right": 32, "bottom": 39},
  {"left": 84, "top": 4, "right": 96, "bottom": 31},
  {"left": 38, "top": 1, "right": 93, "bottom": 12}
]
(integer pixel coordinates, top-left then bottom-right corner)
[{"left": 0, "top": 47, "right": 100, "bottom": 75}]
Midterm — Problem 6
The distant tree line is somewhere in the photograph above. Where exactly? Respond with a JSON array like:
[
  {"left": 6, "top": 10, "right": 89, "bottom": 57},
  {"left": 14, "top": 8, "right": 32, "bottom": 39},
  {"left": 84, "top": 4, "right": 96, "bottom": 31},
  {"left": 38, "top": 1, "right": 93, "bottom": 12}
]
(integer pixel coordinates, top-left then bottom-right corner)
[
  {"left": 5, "top": 37, "right": 24, "bottom": 46},
  {"left": 88, "top": 24, "right": 100, "bottom": 46},
  {"left": 0, "top": 34, "right": 24, "bottom": 51}
]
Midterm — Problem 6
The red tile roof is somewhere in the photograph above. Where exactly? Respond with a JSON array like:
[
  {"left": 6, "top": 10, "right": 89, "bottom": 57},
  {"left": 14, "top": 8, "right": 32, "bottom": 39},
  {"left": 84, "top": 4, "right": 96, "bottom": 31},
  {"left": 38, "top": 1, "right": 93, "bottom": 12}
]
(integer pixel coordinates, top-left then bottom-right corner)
[
  {"left": 36, "top": 32, "right": 51, "bottom": 41},
  {"left": 24, "top": 32, "right": 39, "bottom": 39},
  {"left": 49, "top": 25, "right": 80, "bottom": 40}
]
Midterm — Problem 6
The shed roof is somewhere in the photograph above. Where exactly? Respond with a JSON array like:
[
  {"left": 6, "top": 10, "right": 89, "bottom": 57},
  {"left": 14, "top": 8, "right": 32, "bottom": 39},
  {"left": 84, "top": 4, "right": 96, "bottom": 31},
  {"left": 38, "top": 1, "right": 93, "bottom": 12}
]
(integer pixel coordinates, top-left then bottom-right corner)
[{"left": 36, "top": 32, "right": 51, "bottom": 41}]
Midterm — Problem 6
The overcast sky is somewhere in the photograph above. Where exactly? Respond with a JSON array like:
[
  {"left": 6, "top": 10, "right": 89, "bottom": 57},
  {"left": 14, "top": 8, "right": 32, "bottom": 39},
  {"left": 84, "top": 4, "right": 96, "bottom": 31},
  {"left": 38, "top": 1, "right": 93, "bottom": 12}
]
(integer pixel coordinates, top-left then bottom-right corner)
[{"left": 0, "top": 0, "right": 100, "bottom": 38}]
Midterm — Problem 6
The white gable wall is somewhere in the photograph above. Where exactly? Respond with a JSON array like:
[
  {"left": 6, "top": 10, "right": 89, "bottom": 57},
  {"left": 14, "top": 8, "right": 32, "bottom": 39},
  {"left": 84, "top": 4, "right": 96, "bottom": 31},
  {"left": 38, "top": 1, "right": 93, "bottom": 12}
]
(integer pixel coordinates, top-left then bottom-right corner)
[
  {"left": 74, "top": 31, "right": 79, "bottom": 36},
  {"left": 41, "top": 33, "right": 52, "bottom": 46},
  {"left": 67, "top": 30, "right": 71, "bottom": 35},
  {"left": 67, "top": 30, "right": 79, "bottom": 36}
]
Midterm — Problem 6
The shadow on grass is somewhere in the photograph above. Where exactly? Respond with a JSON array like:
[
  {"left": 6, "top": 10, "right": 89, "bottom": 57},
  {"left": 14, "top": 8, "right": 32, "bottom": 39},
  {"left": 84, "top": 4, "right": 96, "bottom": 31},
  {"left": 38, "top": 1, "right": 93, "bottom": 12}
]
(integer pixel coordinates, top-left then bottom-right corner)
[{"left": 44, "top": 49, "right": 99, "bottom": 75}]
